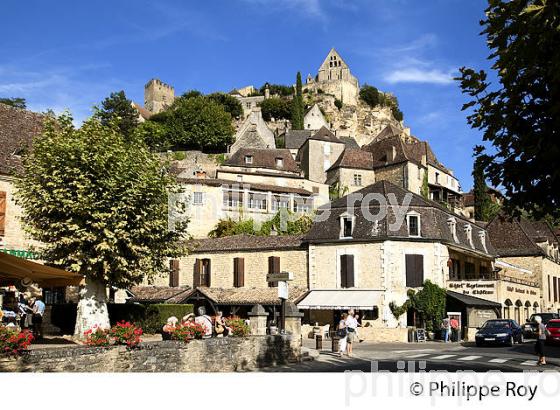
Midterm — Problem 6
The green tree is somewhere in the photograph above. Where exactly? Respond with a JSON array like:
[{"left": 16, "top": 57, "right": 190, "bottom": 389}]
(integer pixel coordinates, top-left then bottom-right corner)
[
  {"left": 0, "top": 97, "right": 26, "bottom": 109},
  {"left": 473, "top": 156, "right": 493, "bottom": 221},
  {"left": 456, "top": 0, "right": 560, "bottom": 219},
  {"left": 134, "top": 120, "right": 171, "bottom": 152},
  {"left": 15, "top": 113, "right": 186, "bottom": 335},
  {"left": 259, "top": 83, "right": 293, "bottom": 96},
  {"left": 359, "top": 84, "right": 381, "bottom": 107},
  {"left": 181, "top": 90, "right": 203, "bottom": 99},
  {"left": 421, "top": 170, "right": 429, "bottom": 199},
  {"left": 153, "top": 95, "right": 235, "bottom": 152},
  {"left": 96, "top": 91, "right": 139, "bottom": 138},
  {"left": 410, "top": 280, "right": 447, "bottom": 333},
  {"left": 207, "top": 92, "right": 243, "bottom": 118},
  {"left": 291, "top": 72, "right": 304, "bottom": 130},
  {"left": 208, "top": 217, "right": 257, "bottom": 237},
  {"left": 259, "top": 97, "right": 292, "bottom": 121}
]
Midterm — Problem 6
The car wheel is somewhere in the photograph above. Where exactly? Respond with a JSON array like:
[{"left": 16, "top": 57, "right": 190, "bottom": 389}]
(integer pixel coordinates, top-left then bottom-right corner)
[{"left": 508, "top": 336, "right": 514, "bottom": 347}]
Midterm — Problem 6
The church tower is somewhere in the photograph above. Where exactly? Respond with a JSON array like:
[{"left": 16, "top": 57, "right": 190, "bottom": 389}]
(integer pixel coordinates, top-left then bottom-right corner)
[{"left": 315, "top": 48, "right": 359, "bottom": 105}]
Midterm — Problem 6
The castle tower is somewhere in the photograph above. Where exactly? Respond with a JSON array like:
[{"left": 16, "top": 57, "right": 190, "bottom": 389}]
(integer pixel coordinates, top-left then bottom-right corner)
[
  {"left": 315, "top": 48, "right": 359, "bottom": 105},
  {"left": 144, "top": 78, "right": 175, "bottom": 114}
]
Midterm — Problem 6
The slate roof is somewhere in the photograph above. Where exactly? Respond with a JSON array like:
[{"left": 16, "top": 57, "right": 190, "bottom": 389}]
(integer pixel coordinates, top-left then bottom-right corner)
[
  {"left": 308, "top": 126, "right": 343, "bottom": 144},
  {"left": 283, "top": 129, "right": 313, "bottom": 150},
  {"left": 0, "top": 103, "right": 45, "bottom": 175},
  {"left": 486, "top": 216, "right": 557, "bottom": 257},
  {"left": 177, "top": 177, "right": 313, "bottom": 196},
  {"left": 176, "top": 286, "right": 308, "bottom": 306},
  {"left": 328, "top": 149, "right": 374, "bottom": 171},
  {"left": 305, "top": 180, "right": 494, "bottom": 256},
  {"left": 223, "top": 148, "right": 301, "bottom": 174},
  {"left": 187, "top": 234, "right": 306, "bottom": 253},
  {"left": 340, "top": 136, "right": 360, "bottom": 150},
  {"left": 128, "top": 286, "right": 190, "bottom": 303}
]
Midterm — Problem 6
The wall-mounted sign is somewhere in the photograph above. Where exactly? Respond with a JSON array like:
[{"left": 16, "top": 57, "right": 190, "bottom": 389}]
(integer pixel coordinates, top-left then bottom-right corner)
[
  {"left": 0, "top": 249, "right": 39, "bottom": 260},
  {"left": 506, "top": 285, "right": 538, "bottom": 296},
  {"left": 448, "top": 281, "right": 496, "bottom": 297}
]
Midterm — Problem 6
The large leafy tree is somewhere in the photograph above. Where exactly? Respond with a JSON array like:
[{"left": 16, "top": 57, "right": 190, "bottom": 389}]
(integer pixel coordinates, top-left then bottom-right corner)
[
  {"left": 0, "top": 97, "right": 26, "bottom": 109},
  {"left": 152, "top": 95, "right": 235, "bottom": 152},
  {"left": 16, "top": 113, "right": 187, "bottom": 335},
  {"left": 96, "top": 90, "right": 139, "bottom": 138},
  {"left": 258, "top": 97, "right": 292, "bottom": 121},
  {"left": 473, "top": 157, "right": 493, "bottom": 221},
  {"left": 207, "top": 92, "right": 243, "bottom": 118},
  {"left": 291, "top": 72, "right": 304, "bottom": 130},
  {"left": 456, "top": 0, "right": 560, "bottom": 219}
]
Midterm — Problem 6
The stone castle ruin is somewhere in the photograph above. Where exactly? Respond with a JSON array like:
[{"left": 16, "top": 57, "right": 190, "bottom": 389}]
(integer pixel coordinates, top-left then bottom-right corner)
[{"left": 144, "top": 78, "right": 175, "bottom": 114}]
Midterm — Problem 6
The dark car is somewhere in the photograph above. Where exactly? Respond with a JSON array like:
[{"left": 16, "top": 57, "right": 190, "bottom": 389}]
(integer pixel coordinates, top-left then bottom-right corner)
[
  {"left": 475, "top": 319, "right": 524, "bottom": 347},
  {"left": 523, "top": 313, "right": 559, "bottom": 338},
  {"left": 546, "top": 319, "right": 560, "bottom": 345}
]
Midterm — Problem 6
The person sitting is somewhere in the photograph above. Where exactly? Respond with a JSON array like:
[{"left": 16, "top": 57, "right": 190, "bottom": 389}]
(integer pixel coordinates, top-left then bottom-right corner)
[
  {"left": 182, "top": 313, "right": 195, "bottom": 324},
  {"left": 162, "top": 316, "right": 178, "bottom": 340},
  {"left": 194, "top": 307, "right": 213, "bottom": 338},
  {"left": 214, "top": 311, "right": 232, "bottom": 337}
]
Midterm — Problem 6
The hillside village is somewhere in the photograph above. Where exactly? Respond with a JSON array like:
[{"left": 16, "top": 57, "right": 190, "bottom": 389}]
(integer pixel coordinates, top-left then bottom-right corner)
[{"left": 1, "top": 48, "right": 560, "bottom": 344}]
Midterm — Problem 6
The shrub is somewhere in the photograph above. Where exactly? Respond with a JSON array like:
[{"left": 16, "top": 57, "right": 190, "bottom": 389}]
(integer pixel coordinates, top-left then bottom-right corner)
[
  {"left": 109, "top": 321, "right": 143, "bottom": 349},
  {"left": 227, "top": 318, "right": 250, "bottom": 337},
  {"left": 144, "top": 304, "right": 194, "bottom": 334},
  {"left": 334, "top": 99, "right": 343, "bottom": 110},
  {"left": 0, "top": 325, "right": 34, "bottom": 356},
  {"left": 170, "top": 322, "right": 207, "bottom": 341},
  {"left": 359, "top": 84, "right": 381, "bottom": 107},
  {"left": 108, "top": 303, "right": 147, "bottom": 326},
  {"left": 83, "top": 326, "right": 111, "bottom": 347},
  {"left": 258, "top": 97, "right": 292, "bottom": 121},
  {"left": 172, "top": 151, "right": 187, "bottom": 161}
]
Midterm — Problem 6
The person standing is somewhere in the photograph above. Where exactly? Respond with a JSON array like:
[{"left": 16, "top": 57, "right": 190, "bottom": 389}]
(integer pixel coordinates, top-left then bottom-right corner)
[
  {"left": 32, "top": 296, "right": 46, "bottom": 339},
  {"left": 535, "top": 316, "right": 548, "bottom": 365},
  {"left": 450, "top": 316, "right": 459, "bottom": 342},
  {"left": 337, "top": 313, "right": 348, "bottom": 357},
  {"left": 441, "top": 317, "right": 451, "bottom": 342},
  {"left": 345, "top": 310, "right": 359, "bottom": 357},
  {"left": 194, "top": 306, "right": 213, "bottom": 338}
]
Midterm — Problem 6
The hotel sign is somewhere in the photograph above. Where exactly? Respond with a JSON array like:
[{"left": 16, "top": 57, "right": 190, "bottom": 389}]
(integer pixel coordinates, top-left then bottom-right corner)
[
  {"left": 506, "top": 285, "right": 538, "bottom": 296},
  {"left": 447, "top": 281, "right": 497, "bottom": 299}
]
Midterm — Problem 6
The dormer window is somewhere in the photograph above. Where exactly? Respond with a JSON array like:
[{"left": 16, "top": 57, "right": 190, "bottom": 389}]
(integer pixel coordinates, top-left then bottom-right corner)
[
  {"left": 244, "top": 155, "right": 253, "bottom": 165},
  {"left": 478, "top": 231, "right": 487, "bottom": 252},
  {"left": 464, "top": 224, "right": 473, "bottom": 248},
  {"left": 275, "top": 157, "right": 284, "bottom": 167},
  {"left": 340, "top": 213, "right": 354, "bottom": 238},
  {"left": 447, "top": 217, "right": 457, "bottom": 243},
  {"left": 407, "top": 212, "right": 420, "bottom": 237}
]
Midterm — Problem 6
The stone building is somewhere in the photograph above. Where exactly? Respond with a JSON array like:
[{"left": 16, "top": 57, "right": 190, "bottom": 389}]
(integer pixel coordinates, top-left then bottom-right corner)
[
  {"left": 325, "top": 149, "right": 376, "bottom": 194},
  {"left": 304, "top": 104, "right": 328, "bottom": 131},
  {"left": 297, "top": 127, "right": 346, "bottom": 184},
  {"left": 229, "top": 108, "right": 275, "bottom": 154},
  {"left": 486, "top": 216, "right": 560, "bottom": 319},
  {"left": 144, "top": 78, "right": 175, "bottom": 114}
]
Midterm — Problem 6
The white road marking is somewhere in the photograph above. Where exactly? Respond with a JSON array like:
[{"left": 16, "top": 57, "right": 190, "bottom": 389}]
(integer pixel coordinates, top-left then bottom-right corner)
[
  {"left": 520, "top": 360, "right": 537, "bottom": 366},
  {"left": 406, "top": 353, "right": 431, "bottom": 358},
  {"left": 488, "top": 358, "right": 510, "bottom": 363},
  {"left": 457, "top": 356, "right": 481, "bottom": 361},
  {"left": 394, "top": 349, "right": 435, "bottom": 354},
  {"left": 431, "top": 354, "right": 457, "bottom": 360}
]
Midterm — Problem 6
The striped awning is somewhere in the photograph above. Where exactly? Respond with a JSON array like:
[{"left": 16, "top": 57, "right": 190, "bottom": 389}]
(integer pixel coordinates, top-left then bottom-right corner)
[{"left": 297, "top": 289, "right": 383, "bottom": 310}]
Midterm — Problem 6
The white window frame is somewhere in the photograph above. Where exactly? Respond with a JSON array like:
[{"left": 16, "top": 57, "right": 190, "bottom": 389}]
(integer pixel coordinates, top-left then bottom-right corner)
[
  {"left": 244, "top": 155, "right": 253, "bottom": 165},
  {"left": 339, "top": 212, "right": 355, "bottom": 239},
  {"left": 406, "top": 212, "right": 421, "bottom": 238},
  {"left": 464, "top": 223, "right": 474, "bottom": 248},
  {"left": 447, "top": 217, "right": 458, "bottom": 243},
  {"left": 192, "top": 191, "right": 204, "bottom": 206}
]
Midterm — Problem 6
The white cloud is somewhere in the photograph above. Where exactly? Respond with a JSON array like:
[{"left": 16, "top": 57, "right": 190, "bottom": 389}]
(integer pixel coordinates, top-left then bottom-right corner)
[
  {"left": 384, "top": 67, "right": 455, "bottom": 84},
  {"left": 240, "top": 0, "right": 326, "bottom": 20}
]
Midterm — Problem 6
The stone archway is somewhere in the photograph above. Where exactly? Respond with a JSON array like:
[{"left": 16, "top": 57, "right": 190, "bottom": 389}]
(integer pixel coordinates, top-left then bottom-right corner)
[{"left": 504, "top": 299, "right": 513, "bottom": 319}]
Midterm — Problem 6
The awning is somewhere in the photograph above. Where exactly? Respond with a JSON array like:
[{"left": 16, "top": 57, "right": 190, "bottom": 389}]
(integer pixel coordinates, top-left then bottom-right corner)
[
  {"left": 0, "top": 252, "right": 84, "bottom": 287},
  {"left": 446, "top": 290, "right": 501, "bottom": 308},
  {"left": 297, "top": 289, "right": 383, "bottom": 310}
]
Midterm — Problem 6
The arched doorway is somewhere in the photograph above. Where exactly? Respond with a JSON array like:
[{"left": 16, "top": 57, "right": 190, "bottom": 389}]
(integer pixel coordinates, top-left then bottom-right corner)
[
  {"left": 524, "top": 301, "right": 531, "bottom": 323},
  {"left": 514, "top": 300, "right": 523, "bottom": 323},
  {"left": 533, "top": 302, "right": 539, "bottom": 314},
  {"left": 504, "top": 299, "right": 513, "bottom": 319}
]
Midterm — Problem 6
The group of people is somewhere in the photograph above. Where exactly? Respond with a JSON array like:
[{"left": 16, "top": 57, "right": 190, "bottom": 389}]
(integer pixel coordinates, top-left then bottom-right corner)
[
  {"left": 336, "top": 310, "right": 363, "bottom": 357},
  {"left": 1, "top": 294, "right": 45, "bottom": 339},
  {"left": 440, "top": 316, "right": 460, "bottom": 342},
  {"left": 162, "top": 307, "right": 235, "bottom": 339}
]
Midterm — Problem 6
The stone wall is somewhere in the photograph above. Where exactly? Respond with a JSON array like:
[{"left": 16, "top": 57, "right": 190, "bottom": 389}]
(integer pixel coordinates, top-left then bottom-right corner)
[
  {"left": 172, "top": 151, "right": 221, "bottom": 179},
  {"left": 0, "top": 335, "right": 301, "bottom": 372}
]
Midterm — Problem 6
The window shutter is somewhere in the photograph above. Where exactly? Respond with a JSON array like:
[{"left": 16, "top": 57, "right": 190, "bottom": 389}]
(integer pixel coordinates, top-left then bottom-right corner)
[
  {"left": 406, "top": 254, "right": 424, "bottom": 287},
  {"left": 234, "top": 258, "right": 245, "bottom": 288},
  {"left": 340, "top": 255, "right": 348, "bottom": 288},
  {"left": 268, "top": 256, "right": 279, "bottom": 287},
  {"left": 415, "top": 255, "right": 424, "bottom": 287},
  {"left": 193, "top": 259, "right": 201, "bottom": 288},
  {"left": 0, "top": 191, "right": 6, "bottom": 236},
  {"left": 346, "top": 255, "right": 355, "bottom": 288},
  {"left": 205, "top": 259, "right": 211, "bottom": 287},
  {"left": 169, "top": 259, "right": 180, "bottom": 287}
]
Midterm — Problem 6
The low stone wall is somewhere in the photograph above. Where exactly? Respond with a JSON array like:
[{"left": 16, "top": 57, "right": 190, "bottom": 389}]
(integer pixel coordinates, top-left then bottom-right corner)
[
  {"left": 0, "top": 335, "right": 300, "bottom": 373},
  {"left": 302, "top": 324, "right": 409, "bottom": 343}
]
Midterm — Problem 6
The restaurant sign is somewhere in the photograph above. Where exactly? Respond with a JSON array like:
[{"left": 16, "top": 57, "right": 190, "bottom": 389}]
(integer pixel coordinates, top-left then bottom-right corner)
[
  {"left": 0, "top": 248, "right": 39, "bottom": 260},
  {"left": 447, "top": 281, "right": 497, "bottom": 298},
  {"left": 506, "top": 285, "right": 538, "bottom": 296}
]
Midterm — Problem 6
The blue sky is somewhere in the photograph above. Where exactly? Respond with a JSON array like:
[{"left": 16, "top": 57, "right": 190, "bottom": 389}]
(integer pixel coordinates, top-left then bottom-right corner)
[{"left": 1, "top": 0, "right": 493, "bottom": 190}]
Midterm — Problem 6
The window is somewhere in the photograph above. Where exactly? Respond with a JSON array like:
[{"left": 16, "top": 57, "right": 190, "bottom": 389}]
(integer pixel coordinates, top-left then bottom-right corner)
[
  {"left": 447, "top": 217, "right": 457, "bottom": 242},
  {"left": 464, "top": 262, "right": 475, "bottom": 279},
  {"left": 435, "top": 172, "right": 440, "bottom": 184},
  {"left": 450, "top": 259, "right": 461, "bottom": 279},
  {"left": 0, "top": 191, "right": 6, "bottom": 236},
  {"left": 237, "top": 175, "right": 243, "bottom": 182},
  {"left": 271, "top": 194, "right": 290, "bottom": 211},
  {"left": 223, "top": 189, "right": 243, "bottom": 208},
  {"left": 293, "top": 196, "right": 313, "bottom": 213},
  {"left": 464, "top": 224, "right": 473, "bottom": 248},
  {"left": 405, "top": 254, "right": 424, "bottom": 287},
  {"left": 169, "top": 259, "right": 180, "bottom": 287},
  {"left": 275, "top": 157, "right": 284, "bottom": 167},
  {"left": 407, "top": 214, "right": 420, "bottom": 237},
  {"left": 340, "top": 254, "right": 355, "bottom": 288},
  {"left": 244, "top": 155, "right": 253, "bottom": 164},
  {"left": 549, "top": 276, "right": 552, "bottom": 302},
  {"left": 353, "top": 174, "right": 362, "bottom": 186},
  {"left": 340, "top": 215, "right": 353, "bottom": 238},
  {"left": 418, "top": 166, "right": 422, "bottom": 180},
  {"left": 194, "top": 258, "right": 211, "bottom": 287},
  {"left": 233, "top": 257, "right": 244, "bottom": 288},
  {"left": 193, "top": 192, "right": 204, "bottom": 206},
  {"left": 268, "top": 256, "right": 280, "bottom": 288},
  {"left": 248, "top": 192, "right": 267, "bottom": 210}
]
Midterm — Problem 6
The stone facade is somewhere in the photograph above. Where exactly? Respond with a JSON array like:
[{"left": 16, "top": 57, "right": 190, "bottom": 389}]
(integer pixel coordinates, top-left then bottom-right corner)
[
  {"left": 304, "top": 104, "right": 328, "bottom": 131},
  {"left": 299, "top": 139, "right": 346, "bottom": 184},
  {"left": 0, "top": 336, "right": 301, "bottom": 372},
  {"left": 230, "top": 108, "right": 276, "bottom": 154},
  {"left": 144, "top": 78, "right": 175, "bottom": 114}
]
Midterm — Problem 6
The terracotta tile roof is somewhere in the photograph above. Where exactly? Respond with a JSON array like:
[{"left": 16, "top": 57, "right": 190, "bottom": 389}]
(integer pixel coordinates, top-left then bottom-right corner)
[
  {"left": 177, "top": 286, "right": 308, "bottom": 306},
  {"left": 128, "top": 285, "right": 190, "bottom": 303},
  {"left": 132, "top": 102, "right": 153, "bottom": 120},
  {"left": 187, "top": 234, "right": 306, "bottom": 253},
  {"left": 177, "top": 177, "right": 313, "bottom": 196},
  {"left": 223, "top": 148, "right": 301, "bottom": 174},
  {"left": 0, "top": 104, "right": 44, "bottom": 175},
  {"left": 306, "top": 180, "right": 494, "bottom": 256},
  {"left": 309, "top": 126, "right": 343, "bottom": 144},
  {"left": 486, "top": 216, "right": 546, "bottom": 257},
  {"left": 328, "top": 149, "right": 374, "bottom": 171}
]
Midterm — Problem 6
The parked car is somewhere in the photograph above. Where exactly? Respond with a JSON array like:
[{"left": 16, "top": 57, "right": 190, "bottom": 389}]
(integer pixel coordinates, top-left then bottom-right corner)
[
  {"left": 475, "top": 319, "right": 524, "bottom": 347},
  {"left": 546, "top": 319, "right": 560, "bottom": 345},
  {"left": 523, "top": 313, "right": 559, "bottom": 338}
]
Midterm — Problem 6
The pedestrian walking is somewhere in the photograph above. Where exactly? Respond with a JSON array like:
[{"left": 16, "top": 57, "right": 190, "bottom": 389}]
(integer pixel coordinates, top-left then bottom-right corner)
[
  {"left": 346, "top": 310, "right": 359, "bottom": 356},
  {"left": 441, "top": 317, "right": 451, "bottom": 342},
  {"left": 336, "top": 313, "right": 348, "bottom": 357},
  {"left": 535, "top": 316, "right": 549, "bottom": 365},
  {"left": 450, "top": 316, "right": 459, "bottom": 342}
]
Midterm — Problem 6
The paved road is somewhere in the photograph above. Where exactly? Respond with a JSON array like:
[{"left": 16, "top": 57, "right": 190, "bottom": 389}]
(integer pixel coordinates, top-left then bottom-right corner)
[{"left": 263, "top": 338, "right": 560, "bottom": 372}]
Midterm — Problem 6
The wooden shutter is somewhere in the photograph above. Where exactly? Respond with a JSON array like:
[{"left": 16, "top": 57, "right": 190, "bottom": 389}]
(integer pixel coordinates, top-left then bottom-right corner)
[
  {"left": 169, "top": 259, "right": 180, "bottom": 287},
  {"left": 0, "top": 191, "right": 6, "bottom": 236},
  {"left": 405, "top": 255, "right": 424, "bottom": 287},
  {"left": 340, "top": 255, "right": 354, "bottom": 288},
  {"left": 234, "top": 257, "right": 245, "bottom": 288},
  {"left": 205, "top": 259, "right": 211, "bottom": 287},
  {"left": 193, "top": 259, "right": 201, "bottom": 288},
  {"left": 268, "top": 256, "right": 279, "bottom": 287}
]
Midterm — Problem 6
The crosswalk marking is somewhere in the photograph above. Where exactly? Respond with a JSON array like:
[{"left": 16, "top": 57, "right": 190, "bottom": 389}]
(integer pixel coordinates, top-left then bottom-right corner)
[
  {"left": 431, "top": 354, "right": 457, "bottom": 360},
  {"left": 406, "top": 353, "right": 431, "bottom": 358},
  {"left": 488, "top": 358, "right": 510, "bottom": 363},
  {"left": 457, "top": 356, "right": 481, "bottom": 361},
  {"left": 520, "top": 360, "right": 537, "bottom": 366}
]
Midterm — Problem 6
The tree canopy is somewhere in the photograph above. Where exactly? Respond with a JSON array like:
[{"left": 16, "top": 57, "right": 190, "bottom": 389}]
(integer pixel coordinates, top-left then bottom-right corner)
[
  {"left": 456, "top": 0, "right": 560, "bottom": 219},
  {"left": 359, "top": 84, "right": 381, "bottom": 107},
  {"left": 207, "top": 92, "right": 243, "bottom": 118},
  {"left": 0, "top": 97, "right": 26, "bottom": 109},
  {"left": 259, "top": 83, "right": 293, "bottom": 96},
  {"left": 96, "top": 91, "right": 139, "bottom": 137},
  {"left": 258, "top": 97, "right": 292, "bottom": 121}
]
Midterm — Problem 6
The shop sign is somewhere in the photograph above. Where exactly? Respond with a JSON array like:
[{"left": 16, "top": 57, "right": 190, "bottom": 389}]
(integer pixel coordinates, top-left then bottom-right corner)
[
  {"left": 506, "top": 285, "right": 538, "bottom": 296},
  {"left": 448, "top": 281, "right": 496, "bottom": 297},
  {"left": 0, "top": 248, "right": 39, "bottom": 260}
]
